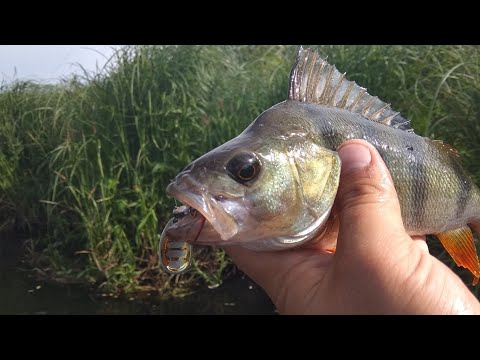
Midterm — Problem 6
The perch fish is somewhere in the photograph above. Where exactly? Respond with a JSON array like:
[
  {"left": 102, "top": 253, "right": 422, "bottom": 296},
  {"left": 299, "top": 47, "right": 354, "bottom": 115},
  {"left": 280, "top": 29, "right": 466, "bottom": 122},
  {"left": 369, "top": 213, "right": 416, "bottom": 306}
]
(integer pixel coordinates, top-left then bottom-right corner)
[{"left": 159, "top": 46, "right": 480, "bottom": 285}]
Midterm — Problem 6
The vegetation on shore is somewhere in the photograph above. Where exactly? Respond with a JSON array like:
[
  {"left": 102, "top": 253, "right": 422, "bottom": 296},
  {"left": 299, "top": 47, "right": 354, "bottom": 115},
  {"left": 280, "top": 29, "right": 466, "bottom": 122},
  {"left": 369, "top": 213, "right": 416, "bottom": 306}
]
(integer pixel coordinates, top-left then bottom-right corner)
[{"left": 1, "top": 45, "right": 480, "bottom": 298}]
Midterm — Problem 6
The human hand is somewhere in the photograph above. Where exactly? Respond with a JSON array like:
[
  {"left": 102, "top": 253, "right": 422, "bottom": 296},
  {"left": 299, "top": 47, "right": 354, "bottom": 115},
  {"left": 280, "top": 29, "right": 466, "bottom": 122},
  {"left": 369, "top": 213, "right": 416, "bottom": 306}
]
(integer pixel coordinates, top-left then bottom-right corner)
[{"left": 225, "top": 139, "right": 480, "bottom": 314}]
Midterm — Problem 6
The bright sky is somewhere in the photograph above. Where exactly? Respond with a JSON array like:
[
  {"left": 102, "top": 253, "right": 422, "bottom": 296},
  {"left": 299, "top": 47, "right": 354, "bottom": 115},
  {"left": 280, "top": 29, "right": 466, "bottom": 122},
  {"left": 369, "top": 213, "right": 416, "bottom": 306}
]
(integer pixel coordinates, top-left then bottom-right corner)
[{"left": 0, "top": 45, "right": 122, "bottom": 84}]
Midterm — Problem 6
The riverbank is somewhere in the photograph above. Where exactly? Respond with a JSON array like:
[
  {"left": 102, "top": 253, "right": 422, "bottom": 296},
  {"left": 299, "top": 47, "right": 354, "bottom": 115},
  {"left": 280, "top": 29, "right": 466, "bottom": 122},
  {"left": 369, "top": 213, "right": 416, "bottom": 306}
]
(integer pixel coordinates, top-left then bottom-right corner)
[
  {"left": 0, "top": 267, "right": 276, "bottom": 315},
  {"left": 0, "top": 232, "right": 276, "bottom": 314}
]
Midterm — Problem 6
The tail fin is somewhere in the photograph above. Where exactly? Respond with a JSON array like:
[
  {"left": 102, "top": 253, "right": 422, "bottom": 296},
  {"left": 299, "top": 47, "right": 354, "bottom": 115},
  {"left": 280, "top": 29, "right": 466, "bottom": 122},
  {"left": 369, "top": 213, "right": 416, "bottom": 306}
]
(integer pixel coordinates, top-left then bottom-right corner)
[
  {"left": 468, "top": 219, "right": 480, "bottom": 286},
  {"left": 470, "top": 186, "right": 480, "bottom": 281},
  {"left": 435, "top": 225, "right": 480, "bottom": 286}
]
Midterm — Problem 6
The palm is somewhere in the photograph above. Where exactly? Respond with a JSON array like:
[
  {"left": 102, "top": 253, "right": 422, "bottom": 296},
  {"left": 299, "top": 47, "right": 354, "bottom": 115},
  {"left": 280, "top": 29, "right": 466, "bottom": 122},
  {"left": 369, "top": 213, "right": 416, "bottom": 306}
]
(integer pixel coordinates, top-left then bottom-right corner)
[{"left": 226, "top": 233, "right": 480, "bottom": 314}]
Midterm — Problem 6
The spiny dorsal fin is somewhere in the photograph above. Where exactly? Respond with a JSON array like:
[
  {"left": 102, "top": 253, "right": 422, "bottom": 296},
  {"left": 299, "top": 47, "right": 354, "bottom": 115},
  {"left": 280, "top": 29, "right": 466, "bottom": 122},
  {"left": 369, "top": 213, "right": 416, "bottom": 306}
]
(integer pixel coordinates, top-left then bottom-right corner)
[{"left": 288, "top": 46, "right": 414, "bottom": 133}]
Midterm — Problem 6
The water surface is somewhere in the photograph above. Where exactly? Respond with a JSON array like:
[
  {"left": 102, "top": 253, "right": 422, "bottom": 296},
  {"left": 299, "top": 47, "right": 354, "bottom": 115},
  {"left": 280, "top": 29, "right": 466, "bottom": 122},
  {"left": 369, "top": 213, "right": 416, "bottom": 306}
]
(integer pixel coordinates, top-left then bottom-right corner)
[{"left": 0, "top": 233, "right": 276, "bottom": 315}]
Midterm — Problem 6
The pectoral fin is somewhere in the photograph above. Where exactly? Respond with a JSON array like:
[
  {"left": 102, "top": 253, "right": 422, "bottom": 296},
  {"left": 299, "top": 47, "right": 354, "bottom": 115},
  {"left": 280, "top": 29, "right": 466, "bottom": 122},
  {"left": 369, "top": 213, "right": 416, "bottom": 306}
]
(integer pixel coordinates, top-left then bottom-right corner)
[{"left": 435, "top": 226, "right": 480, "bottom": 286}]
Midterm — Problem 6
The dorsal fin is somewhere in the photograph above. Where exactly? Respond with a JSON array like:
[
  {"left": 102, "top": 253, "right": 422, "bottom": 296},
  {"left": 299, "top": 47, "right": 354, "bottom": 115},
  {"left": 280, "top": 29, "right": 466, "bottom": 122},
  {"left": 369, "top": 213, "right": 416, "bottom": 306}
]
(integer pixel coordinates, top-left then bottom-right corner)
[
  {"left": 288, "top": 46, "right": 414, "bottom": 133},
  {"left": 430, "top": 139, "right": 460, "bottom": 158}
]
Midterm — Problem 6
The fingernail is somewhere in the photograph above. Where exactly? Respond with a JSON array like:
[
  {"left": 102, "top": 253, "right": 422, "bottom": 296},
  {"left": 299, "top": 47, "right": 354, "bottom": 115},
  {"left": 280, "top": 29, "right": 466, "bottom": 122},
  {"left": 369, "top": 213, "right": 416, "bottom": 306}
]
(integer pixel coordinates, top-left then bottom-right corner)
[{"left": 338, "top": 143, "right": 372, "bottom": 175}]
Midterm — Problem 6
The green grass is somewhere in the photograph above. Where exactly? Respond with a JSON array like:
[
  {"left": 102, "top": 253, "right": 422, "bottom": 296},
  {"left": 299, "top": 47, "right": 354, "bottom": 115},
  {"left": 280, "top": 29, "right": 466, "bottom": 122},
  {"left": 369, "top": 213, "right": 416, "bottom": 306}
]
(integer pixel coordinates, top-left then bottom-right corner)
[{"left": 1, "top": 45, "right": 480, "bottom": 298}]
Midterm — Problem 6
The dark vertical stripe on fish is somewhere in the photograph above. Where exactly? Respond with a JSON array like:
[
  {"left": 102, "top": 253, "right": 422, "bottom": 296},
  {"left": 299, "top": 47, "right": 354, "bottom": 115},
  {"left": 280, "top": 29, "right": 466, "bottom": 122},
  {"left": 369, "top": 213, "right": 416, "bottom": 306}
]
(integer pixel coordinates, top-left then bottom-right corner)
[
  {"left": 373, "top": 141, "right": 428, "bottom": 229},
  {"left": 406, "top": 153, "right": 428, "bottom": 227},
  {"left": 449, "top": 155, "right": 472, "bottom": 219}
]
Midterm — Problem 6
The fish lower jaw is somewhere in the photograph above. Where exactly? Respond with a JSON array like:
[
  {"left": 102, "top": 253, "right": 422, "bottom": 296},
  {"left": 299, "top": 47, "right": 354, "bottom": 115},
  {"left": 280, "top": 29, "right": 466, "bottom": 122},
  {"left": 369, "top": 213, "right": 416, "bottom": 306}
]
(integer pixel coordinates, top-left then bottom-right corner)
[{"left": 168, "top": 196, "right": 236, "bottom": 242}]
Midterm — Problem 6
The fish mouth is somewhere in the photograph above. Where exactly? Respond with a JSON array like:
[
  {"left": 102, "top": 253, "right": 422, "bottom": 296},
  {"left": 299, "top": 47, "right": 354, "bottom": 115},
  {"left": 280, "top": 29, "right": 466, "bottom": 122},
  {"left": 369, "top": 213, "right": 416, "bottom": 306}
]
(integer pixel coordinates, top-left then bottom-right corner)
[{"left": 166, "top": 176, "right": 239, "bottom": 242}]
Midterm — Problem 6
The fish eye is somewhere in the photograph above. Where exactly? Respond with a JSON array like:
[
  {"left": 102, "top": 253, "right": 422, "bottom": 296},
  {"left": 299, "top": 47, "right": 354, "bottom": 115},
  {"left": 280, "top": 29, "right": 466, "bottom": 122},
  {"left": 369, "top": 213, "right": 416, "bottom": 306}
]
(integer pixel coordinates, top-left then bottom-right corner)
[{"left": 226, "top": 152, "right": 261, "bottom": 185}]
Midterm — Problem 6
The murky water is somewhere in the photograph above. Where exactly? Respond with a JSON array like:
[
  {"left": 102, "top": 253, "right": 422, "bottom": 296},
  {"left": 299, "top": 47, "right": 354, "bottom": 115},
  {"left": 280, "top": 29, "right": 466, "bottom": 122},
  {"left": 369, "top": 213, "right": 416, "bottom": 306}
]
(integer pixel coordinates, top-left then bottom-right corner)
[
  {"left": 0, "top": 234, "right": 276, "bottom": 315},
  {"left": 0, "top": 268, "right": 276, "bottom": 315},
  {"left": 0, "top": 269, "right": 276, "bottom": 315}
]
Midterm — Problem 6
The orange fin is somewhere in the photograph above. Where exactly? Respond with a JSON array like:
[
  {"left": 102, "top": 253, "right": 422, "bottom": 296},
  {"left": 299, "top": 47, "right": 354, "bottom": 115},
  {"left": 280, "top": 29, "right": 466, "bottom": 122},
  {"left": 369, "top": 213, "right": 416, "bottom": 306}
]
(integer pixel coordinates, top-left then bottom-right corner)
[
  {"left": 435, "top": 226, "right": 480, "bottom": 286},
  {"left": 325, "top": 247, "right": 336, "bottom": 254}
]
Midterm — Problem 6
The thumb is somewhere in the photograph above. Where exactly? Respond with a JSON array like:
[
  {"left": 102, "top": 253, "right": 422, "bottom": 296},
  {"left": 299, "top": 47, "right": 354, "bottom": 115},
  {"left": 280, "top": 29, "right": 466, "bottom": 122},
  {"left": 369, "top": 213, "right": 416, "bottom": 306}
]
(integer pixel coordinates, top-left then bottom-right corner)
[{"left": 334, "top": 139, "right": 408, "bottom": 259}]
